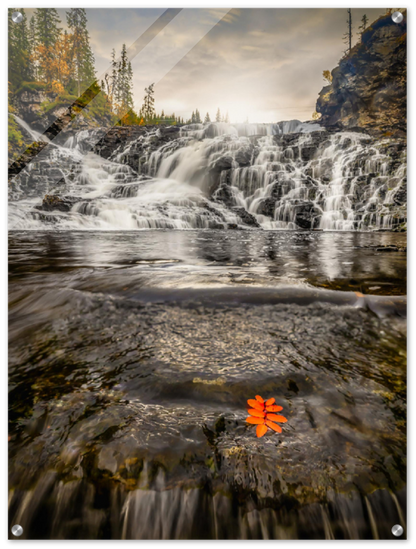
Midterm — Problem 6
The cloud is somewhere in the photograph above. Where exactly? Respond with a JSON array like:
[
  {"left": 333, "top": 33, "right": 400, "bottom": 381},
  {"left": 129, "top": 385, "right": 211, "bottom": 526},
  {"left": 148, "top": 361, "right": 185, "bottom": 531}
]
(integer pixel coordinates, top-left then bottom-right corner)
[{"left": 26, "top": 8, "right": 387, "bottom": 123}]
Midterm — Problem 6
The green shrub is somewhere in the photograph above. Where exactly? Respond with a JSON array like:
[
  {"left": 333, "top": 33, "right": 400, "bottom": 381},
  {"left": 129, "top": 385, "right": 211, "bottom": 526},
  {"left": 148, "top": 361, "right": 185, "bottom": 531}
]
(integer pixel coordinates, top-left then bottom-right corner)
[{"left": 16, "top": 81, "right": 47, "bottom": 94}]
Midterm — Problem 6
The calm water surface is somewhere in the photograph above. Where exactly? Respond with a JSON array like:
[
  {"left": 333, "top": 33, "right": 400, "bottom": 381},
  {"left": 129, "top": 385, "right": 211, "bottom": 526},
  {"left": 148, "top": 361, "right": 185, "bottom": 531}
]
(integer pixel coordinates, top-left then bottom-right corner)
[{"left": 8, "top": 230, "right": 407, "bottom": 539}]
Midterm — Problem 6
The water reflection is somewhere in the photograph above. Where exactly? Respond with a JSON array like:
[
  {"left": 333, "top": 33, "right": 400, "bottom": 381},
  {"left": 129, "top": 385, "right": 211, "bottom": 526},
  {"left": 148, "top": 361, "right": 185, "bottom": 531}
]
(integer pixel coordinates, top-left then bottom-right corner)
[
  {"left": 8, "top": 230, "right": 407, "bottom": 539},
  {"left": 9, "top": 230, "right": 406, "bottom": 295}
]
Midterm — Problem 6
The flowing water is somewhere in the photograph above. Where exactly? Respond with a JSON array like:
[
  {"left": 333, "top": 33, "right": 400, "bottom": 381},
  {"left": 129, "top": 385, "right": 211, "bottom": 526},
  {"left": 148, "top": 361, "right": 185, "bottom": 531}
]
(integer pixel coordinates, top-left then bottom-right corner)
[
  {"left": 8, "top": 120, "right": 406, "bottom": 539},
  {"left": 9, "top": 121, "right": 406, "bottom": 231},
  {"left": 9, "top": 230, "right": 406, "bottom": 539}
]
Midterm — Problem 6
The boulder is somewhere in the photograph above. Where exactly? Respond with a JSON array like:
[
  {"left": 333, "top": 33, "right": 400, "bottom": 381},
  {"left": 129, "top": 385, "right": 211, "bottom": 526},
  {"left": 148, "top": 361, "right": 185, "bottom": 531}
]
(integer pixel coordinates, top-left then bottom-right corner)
[
  {"left": 231, "top": 207, "right": 261, "bottom": 228},
  {"left": 37, "top": 195, "right": 87, "bottom": 212},
  {"left": 293, "top": 202, "right": 322, "bottom": 229}
]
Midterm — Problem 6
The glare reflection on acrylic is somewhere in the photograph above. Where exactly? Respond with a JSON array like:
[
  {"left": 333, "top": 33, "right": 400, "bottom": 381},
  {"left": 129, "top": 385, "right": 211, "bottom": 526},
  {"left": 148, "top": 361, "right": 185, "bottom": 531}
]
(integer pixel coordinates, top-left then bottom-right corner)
[{"left": 8, "top": 7, "right": 406, "bottom": 540}]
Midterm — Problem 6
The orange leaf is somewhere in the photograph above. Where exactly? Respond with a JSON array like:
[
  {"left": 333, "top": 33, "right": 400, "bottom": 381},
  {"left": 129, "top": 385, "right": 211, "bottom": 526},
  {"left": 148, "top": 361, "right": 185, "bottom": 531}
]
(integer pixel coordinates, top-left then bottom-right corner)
[
  {"left": 256, "top": 424, "right": 268, "bottom": 437},
  {"left": 248, "top": 409, "right": 266, "bottom": 418},
  {"left": 266, "top": 413, "right": 287, "bottom": 423},
  {"left": 247, "top": 399, "right": 264, "bottom": 411},
  {"left": 246, "top": 417, "right": 264, "bottom": 424},
  {"left": 255, "top": 395, "right": 264, "bottom": 403},
  {"left": 265, "top": 398, "right": 275, "bottom": 406},
  {"left": 266, "top": 405, "right": 283, "bottom": 412},
  {"left": 265, "top": 420, "right": 282, "bottom": 433}
]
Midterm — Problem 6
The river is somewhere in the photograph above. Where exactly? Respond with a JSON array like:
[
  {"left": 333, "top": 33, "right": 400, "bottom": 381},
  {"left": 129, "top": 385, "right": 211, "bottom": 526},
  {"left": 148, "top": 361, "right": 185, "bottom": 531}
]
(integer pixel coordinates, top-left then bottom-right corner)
[{"left": 8, "top": 229, "right": 406, "bottom": 539}]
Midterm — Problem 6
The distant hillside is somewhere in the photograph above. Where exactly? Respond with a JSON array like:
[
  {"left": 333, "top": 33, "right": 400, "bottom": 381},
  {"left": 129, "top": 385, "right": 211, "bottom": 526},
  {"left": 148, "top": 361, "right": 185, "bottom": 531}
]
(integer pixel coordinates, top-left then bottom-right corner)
[{"left": 316, "top": 11, "right": 406, "bottom": 136}]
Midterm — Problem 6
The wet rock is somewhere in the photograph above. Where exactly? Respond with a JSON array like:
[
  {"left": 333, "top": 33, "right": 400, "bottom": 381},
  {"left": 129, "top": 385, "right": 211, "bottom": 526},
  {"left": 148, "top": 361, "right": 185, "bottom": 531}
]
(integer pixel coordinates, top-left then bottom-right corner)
[
  {"left": 212, "top": 182, "right": 236, "bottom": 208},
  {"left": 36, "top": 195, "right": 87, "bottom": 212},
  {"left": 300, "top": 145, "right": 317, "bottom": 161},
  {"left": 234, "top": 146, "right": 253, "bottom": 166},
  {"left": 393, "top": 184, "right": 407, "bottom": 206},
  {"left": 210, "top": 155, "right": 233, "bottom": 172},
  {"left": 294, "top": 203, "right": 322, "bottom": 229},
  {"left": 231, "top": 207, "right": 261, "bottom": 228},
  {"left": 287, "top": 379, "right": 299, "bottom": 393},
  {"left": 208, "top": 156, "right": 234, "bottom": 196},
  {"left": 257, "top": 197, "right": 277, "bottom": 218},
  {"left": 95, "top": 126, "right": 181, "bottom": 170},
  {"left": 375, "top": 245, "right": 401, "bottom": 252}
]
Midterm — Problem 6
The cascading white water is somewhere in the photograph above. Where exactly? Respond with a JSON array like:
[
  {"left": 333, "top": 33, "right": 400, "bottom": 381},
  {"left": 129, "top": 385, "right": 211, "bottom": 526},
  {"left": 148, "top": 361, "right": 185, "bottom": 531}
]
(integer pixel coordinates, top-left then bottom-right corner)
[
  {"left": 9, "top": 118, "right": 406, "bottom": 231},
  {"left": 12, "top": 114, "right": 50, "bottom": 143}
]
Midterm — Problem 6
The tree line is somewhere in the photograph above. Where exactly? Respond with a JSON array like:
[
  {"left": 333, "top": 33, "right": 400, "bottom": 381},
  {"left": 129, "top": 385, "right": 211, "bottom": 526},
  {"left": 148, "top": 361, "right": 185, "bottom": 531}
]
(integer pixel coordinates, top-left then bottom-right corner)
[
  {"left": 8, "top": 8, "right": 234, "bottom": 129},
  {"left": 9, "top": 8, "right": 95, "bottom": 96}
]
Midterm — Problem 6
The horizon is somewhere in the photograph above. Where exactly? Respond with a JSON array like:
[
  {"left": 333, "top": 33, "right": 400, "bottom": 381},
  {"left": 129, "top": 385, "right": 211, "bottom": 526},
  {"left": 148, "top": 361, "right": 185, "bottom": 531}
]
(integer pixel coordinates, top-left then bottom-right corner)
[{"left": 25, "top": 8, "right": 386, "bottom": 123}]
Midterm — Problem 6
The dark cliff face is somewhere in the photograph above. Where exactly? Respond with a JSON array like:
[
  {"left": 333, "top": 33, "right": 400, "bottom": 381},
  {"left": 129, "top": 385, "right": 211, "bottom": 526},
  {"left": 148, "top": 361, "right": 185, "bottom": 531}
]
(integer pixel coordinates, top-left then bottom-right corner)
[{"left": 316, "top": 12, "right": 406, "bottom": 136}]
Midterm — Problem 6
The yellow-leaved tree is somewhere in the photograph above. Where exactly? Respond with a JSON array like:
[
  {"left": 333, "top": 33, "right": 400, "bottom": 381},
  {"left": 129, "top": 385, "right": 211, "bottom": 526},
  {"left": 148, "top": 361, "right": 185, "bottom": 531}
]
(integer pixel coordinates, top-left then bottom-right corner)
[
  {"left": 33, "top": 32, "right": 73, "bottom": 92},
  {"left": 323, "top": 70, "right": 333, "bottom": 84}
]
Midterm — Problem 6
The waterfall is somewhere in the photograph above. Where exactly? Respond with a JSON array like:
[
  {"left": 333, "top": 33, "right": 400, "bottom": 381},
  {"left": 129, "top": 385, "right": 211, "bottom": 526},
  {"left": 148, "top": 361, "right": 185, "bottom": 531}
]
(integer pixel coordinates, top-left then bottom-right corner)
[
  {"left": 8, "top": 467, "right": 406, "bottom": 539},
  {"left": 13, "top": 114, "right": 50, "bottom": 143},
  {"left": 8, "top": 120, "right": 406, "bottom": 231}
]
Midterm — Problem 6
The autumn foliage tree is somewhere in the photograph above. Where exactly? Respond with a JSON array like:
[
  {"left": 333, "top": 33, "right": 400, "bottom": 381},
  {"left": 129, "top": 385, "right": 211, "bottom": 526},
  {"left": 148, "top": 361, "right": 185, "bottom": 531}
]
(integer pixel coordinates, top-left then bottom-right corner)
[
  {"left": 33, "top": 31, "right": 74, "bottom": 93},
  {"left": 322, "top": 70, "right": 333, "bottom": 84},
  {"left": 8, "top": 8, "right": 179, "bottom": 127}
]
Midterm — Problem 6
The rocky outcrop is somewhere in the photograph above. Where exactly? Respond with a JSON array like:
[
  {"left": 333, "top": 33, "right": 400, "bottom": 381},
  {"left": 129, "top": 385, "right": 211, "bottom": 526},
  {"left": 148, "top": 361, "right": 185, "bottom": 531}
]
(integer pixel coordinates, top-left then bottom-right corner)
[
  {"left": 93, "top": 126, "right": 149, "bottom": 159},
  {"left": 14, "top": 84, "right": 115, "bottom": 138},
  {"left": 35, "top": 195, "right": 87, "bottom": 212},
  {"left": 316, "top": 11, "right": 406, "bottom": 136},
  {"left": 16, "top": 88, "right": 53, "bottom": 122},
  {"left": 98, "top": 126, "right": 182, "bottom": 173}
]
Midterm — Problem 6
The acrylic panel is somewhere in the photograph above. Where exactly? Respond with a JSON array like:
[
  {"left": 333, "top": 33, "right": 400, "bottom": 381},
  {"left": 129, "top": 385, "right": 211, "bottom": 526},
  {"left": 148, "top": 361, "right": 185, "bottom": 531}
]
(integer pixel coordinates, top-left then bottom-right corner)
[{"left": 8, "top": 7, "right": 407, "bottom": 540}]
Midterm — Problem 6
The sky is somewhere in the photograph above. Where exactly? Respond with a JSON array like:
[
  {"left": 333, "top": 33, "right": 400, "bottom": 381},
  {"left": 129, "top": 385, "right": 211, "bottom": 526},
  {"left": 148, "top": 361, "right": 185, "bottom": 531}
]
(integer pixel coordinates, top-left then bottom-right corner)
[{"left": 26, "top": 8, "right": 387, "bottom": 123}]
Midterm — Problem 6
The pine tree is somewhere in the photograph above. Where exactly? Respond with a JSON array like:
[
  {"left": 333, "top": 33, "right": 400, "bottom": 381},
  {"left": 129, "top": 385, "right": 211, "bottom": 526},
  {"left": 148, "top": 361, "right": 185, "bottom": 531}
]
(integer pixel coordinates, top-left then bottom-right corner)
[
  {"left": 195, "top": 109, "right": 201, "bottom": 123},
  {"left": 204, "top": 112, "right": 211, "bottom": 123},
  {"left": 215, "top": 108, "right": 221, "bottom": 122},
  {"left": 225, "top": 112, "right": 229, "bottom": 123},
  {"left": 102, "top": 48, "right": 118, "bottom": 109},
  {"left": 66, "top": 8, "right": 96, "bottom": 96},
  {"left": 8, "top": 9, "right": 17, "bottom": 87},
  {"left": 28, "top": 16, "right": 37, "bottom": 79},
  {"left": 142, "top": 83, "right": 155, "bottom": 122},
  {"left": 343, "top": 9, "right": 353, "bottom": 55},
  {"left": 34, "top": 8, "right": 61, "bottom": 82},
  {"left": 34, "top": 8, "right": 61, "bottom": 48},
  {"left": 358, "top": 14, "right": 368, "bottom": 38},
  {"left": 114, "top": 44, "right": 134, "bottom": 116},
  {"left": 14, "top": 9, "right": 32, "bottom": 80},
  {"left": 127, "top": 61, "right": 134, "bottom": 108},
  {"left": 191, "top": 110, "right": 195, "bottom": 123},
  {"left": 7, "top": 7, "right": 16, "bottom": 83}
]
